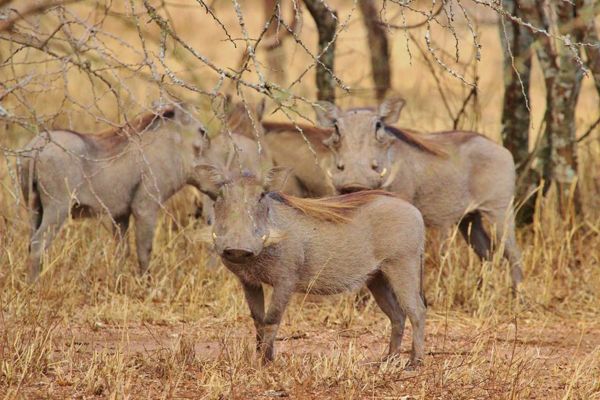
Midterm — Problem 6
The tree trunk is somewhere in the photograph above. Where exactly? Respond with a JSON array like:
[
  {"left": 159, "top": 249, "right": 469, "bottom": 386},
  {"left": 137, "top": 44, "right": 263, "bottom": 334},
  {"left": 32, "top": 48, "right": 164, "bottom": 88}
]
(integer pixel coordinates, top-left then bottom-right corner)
[
  {"left": 548, "top": 2, "right": 583, "bottom": 215},
  {"left": 358, "top": 0, "right": 391, "bottom": 101},
  {"left": 498, "top": 0, "right": 535, "bottom": 224},
  {"left": 520, "top": 0, "right": 583, "bottom": 216},
  {"left": 263, "top": 0, "right": 287, "bottom": 85},
  {"left": 577, "top": 0, "right": 600, "bottom": 99},
  {"left": 303, "top": 0, "right": 337, "bottom": 102}
]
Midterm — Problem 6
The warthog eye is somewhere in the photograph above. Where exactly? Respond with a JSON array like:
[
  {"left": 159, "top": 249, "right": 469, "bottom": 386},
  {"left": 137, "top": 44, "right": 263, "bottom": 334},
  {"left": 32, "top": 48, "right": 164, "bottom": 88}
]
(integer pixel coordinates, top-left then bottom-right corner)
[
  {"left": 332, "top": 124, "right": 341, "bottom": 143},
  {"left": 375, "top": 121, "right": 382, "bottom": 131}
]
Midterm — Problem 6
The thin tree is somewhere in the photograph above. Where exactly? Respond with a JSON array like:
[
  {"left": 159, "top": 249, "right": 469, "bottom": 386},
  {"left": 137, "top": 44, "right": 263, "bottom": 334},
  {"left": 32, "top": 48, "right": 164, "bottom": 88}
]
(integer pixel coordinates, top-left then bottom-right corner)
[
  {"left": 498, "top": 0, "right": 535, "bottom": 224},
  {"left": 358, "top": 0, "right": 391, "bottom": 101},
  {"left": 261, "top": 0, "right": 303, "bottom": 86},
  {"left": 533, "top": 1, "right": 583, "bottom": 215},
  {"left": 303, "top": 0, "right": 338, "bottom": 102}
]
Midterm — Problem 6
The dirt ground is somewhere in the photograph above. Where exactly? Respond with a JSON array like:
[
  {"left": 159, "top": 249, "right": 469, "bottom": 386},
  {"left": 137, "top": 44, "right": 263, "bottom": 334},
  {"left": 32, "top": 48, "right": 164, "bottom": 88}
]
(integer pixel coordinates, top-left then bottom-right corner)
[{"left": 6, "top": 309, "right": 599, "bottom": 399}]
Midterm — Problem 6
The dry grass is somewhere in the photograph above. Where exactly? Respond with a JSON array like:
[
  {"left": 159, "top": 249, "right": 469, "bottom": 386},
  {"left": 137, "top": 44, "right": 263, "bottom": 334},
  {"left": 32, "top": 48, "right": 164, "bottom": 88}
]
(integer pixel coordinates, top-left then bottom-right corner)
[
  {"left": 0, "top": 199, "right": 599, "bottom": 399},
  {"left": 1, "top": 1, "right": 600, "bottom": 399}
]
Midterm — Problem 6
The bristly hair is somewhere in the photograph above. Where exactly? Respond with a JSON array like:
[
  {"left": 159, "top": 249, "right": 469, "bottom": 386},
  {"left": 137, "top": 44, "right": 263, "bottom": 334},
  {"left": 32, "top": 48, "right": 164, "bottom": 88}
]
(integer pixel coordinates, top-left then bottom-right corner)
[
  {"left": 61, "top": 107, "right": 177, "bottom": 150},
  {"left": 262, "top": 121, "right": 332, "bottom": 140},
  {"left": 226, "top": 103, "right": 261, "bottom": 137},
  {"left": 262, "top": 121, "right": 333, "bottom": 152},
  {"left": 268, "top": 190, "right": 397, "bottom": 223},
  {"left": 97, "top": 106, "right": 176, "bottom": 138},
  {"left": 384, "top": 125, "right": 447, "bottom": 157}
]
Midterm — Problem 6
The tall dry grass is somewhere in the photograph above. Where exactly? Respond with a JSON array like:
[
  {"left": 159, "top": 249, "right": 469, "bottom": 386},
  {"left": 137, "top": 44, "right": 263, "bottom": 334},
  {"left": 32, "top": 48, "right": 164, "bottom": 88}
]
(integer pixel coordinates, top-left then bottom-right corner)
[{"left": 1, "top": 0, "right": 599, "bottom": 398}]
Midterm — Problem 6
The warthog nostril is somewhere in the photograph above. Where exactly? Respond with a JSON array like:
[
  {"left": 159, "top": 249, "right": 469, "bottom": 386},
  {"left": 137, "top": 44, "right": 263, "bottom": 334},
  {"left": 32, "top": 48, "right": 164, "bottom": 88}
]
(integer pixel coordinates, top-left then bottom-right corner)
[
  {"left": 222, "top": 248, "right": 254, "bottom": 262},
  {"left": 371, "top": 160, "right": 379, "bottom": 171},
  {"left": 337, "top": 162, "right": 345, "bottom": 171}
]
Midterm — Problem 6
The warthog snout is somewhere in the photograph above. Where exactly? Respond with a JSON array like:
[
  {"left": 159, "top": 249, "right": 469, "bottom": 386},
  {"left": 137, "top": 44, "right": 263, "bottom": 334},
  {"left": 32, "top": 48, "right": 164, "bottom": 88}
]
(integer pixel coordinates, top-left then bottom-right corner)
[{"left": 221, "top": 247, "right": 256, "bottom": 263}]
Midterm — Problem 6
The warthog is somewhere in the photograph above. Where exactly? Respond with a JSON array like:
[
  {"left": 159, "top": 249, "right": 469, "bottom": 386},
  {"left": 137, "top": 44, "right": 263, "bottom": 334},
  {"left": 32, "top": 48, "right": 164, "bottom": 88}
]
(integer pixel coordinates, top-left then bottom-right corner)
[
  {"left": 198, "top": 166, "right": 427, "bottom": 365},
  {"left": 262, "top": 121, "right": 334, "bottom": 197},
  {"left": 18, "top": 105, "right": 208, "bottom": 280},
  {"left": 225, "top": 100, "right": 334, "bottom": 197},
  {"left": 314, "top": 97, "right": 524, "bottom": 288}
]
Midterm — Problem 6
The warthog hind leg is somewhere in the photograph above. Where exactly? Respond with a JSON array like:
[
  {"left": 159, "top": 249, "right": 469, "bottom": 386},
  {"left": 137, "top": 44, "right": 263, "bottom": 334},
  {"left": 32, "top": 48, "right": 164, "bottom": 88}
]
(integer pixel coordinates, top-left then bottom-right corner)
[
  {"left": 113, "top": 214, "right": 131, "bottom": 267},
  {"left": 380, "top": 259, "right": 426, "bottom": 367},
  {"left": 367, "top": 272, "right": 406, "bottom": 357},
  {"left": 483, "top": 208, "right": 524, "bottom": 290},
  {"left": 459, "top": 211, "right": 492, "bottom": 260},
  {"left": 28, "top": 205, "right": 68, "bottom": 282}
]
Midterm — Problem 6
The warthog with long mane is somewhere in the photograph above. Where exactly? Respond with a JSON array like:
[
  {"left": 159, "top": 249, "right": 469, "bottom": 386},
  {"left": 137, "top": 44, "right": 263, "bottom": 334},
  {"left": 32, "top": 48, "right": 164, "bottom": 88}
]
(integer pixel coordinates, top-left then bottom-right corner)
[
  {"left": 198, "top": 166, "right": 427, "bottom": 366},
  {"left": 18, "top": 105, "right": 208, "bottom": 280},
  {"left": 314, "top": 97, "right": 524, "bottom": 288}
]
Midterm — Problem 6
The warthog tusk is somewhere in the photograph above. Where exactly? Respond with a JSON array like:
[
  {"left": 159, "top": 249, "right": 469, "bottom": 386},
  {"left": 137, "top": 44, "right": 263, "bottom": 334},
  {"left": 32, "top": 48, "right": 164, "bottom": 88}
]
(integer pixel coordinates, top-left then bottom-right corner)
[
  {"left": 261, "top": 234, "right": 267, "bottom": 242},
  {"left": 382, "top": 162, "right": 400, "bottom": 188},
  {"left": 326, "top": 169, "right": 332, "bottom": 178},
  {"left": 264, "top": 228, "right": 286, "bottom": 247},
  {"left": 379, "top": 167, "right": 387, "bottom": 177},
  {"left": 212, "top": 232, "right": 217, "bottom": 240}
]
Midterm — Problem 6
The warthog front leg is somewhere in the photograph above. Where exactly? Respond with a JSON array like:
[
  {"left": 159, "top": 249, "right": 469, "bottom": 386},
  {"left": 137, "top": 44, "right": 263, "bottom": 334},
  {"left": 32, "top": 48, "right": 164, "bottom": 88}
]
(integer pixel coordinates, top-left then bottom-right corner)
[
  {"left": 367, "top": 272, "right": 406, "bottom": 357},
  {"left": 380, "top": 259, "right": 426, "bottom": 367},
  {"left": 132, "top": 208, "right": 158, "bottom": 275},
  {"left": 241, "top": 282, "right": 265, "bottom": 351},
  {"left": 259, "top": 283, "right": 294, "bottom": 363}
]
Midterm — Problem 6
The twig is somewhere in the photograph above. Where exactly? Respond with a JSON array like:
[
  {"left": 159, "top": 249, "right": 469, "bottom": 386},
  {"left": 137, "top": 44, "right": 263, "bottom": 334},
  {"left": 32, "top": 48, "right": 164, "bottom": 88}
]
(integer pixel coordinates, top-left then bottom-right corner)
[
  {"left": 452, "top": 82, "right": 477, "bottom": 130},
  {"left": 576, "top": 115, "right": 600, "bottom": 143},
  {"left": 378, "top": 0, "right": 445, "bottom": 29}
]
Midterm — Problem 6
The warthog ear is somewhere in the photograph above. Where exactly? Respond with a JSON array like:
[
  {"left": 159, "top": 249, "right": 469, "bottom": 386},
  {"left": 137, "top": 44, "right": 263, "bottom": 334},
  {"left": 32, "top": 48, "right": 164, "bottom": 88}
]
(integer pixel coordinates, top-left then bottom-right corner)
[
  {"left": 264, "top": 166, "right": 292, "bottom": 192},
  {"left": 195, "top": 164, "right": 226, "bottom": 200},
  {"left": 313, "top": 101, "right": 339, "bottom": 128},
  {"left": 378, "top": 96, "right": 406, "bottom": 124}
]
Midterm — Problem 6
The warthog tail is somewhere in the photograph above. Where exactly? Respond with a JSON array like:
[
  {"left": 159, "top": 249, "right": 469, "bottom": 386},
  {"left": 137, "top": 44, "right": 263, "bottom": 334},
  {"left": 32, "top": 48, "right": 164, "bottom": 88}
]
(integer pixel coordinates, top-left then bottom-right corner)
[{"left": 420, "top": 252, "right": 428, "bottom": 308}]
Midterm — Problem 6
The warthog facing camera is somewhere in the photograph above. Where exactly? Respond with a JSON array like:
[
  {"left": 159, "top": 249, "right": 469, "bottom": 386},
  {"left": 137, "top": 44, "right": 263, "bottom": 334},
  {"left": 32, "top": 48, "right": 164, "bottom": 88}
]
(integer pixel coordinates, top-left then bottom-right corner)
[
  {"left": 314, "top": 97, "right": 524, "bottom": 288},
  {"left": 198, "top": 166, "right": 427, "bottom": 365}
]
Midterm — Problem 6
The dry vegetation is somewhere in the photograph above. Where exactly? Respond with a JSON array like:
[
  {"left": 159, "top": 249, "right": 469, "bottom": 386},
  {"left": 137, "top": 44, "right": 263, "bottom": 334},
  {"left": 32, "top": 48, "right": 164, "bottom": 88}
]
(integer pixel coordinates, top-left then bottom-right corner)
[{"left": 1, "top": 0, "right": 599, "bottom": 398}]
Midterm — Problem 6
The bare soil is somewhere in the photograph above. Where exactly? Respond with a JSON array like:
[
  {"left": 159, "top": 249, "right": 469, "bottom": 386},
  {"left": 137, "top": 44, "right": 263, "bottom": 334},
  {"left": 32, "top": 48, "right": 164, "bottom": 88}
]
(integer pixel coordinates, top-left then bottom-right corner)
[{"left": 7, "top": 313, "right": 599, "bottom": 399}]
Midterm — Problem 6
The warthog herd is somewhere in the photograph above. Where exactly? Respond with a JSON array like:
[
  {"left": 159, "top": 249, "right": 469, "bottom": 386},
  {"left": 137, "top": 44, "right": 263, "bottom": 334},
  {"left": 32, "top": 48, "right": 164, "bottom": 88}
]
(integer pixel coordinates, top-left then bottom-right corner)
[{"left": 16, "top": 95, "right": 524, "bottom": 366}]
